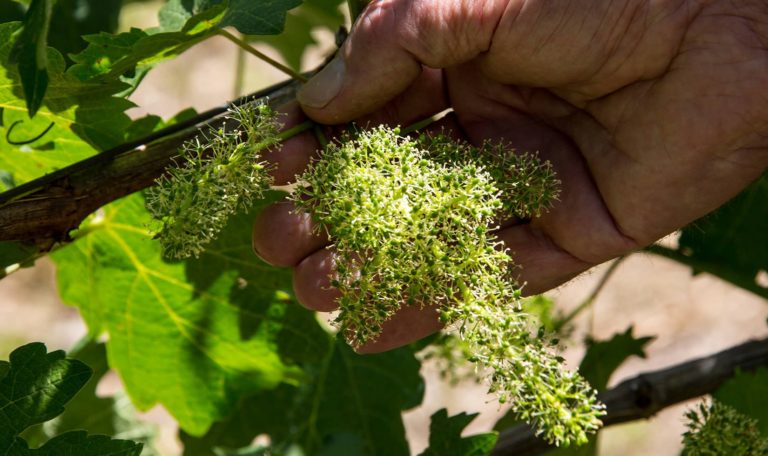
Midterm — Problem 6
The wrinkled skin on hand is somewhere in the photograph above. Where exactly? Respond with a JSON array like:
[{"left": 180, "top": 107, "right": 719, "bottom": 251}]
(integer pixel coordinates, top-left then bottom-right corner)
[{"left": 252, "top": 0, "right": 768, "bottom": 353}]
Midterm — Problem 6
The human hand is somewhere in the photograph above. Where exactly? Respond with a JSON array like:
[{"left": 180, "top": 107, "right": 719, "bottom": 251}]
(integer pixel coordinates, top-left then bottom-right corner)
[{"left": 253, "top": 0, "right": 768, "bottom": 352}]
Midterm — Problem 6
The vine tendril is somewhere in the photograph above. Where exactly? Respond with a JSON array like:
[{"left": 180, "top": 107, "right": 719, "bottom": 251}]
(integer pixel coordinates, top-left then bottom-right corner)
[{"left": 5, "top": 120, "right": 55, "bottom": 146}]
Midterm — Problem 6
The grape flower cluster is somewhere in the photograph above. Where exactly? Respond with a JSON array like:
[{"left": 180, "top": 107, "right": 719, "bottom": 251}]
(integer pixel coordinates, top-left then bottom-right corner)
[
  {"left": 147, "top": 102, "right": 605, "bottom": 446},
  {"left": 145, "top": 102, "right": 280, "bottom": 259},
  {"left": 294, "top": 126, "right": 604, "bottom": 445},
  {"left": 682, "top": 400, "right": 768, "bottom": 455}
]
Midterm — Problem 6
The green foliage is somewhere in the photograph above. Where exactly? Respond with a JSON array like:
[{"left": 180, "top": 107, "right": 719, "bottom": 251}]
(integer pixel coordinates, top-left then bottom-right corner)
[
  {"left": 682, "top": 401, "right": 768, "bottom": 456},
  {"left": 181, "top": 339, "right": 423, "bottom": 455},
  {"left": 713, "top": 368, "right": 768, "bottom": 437},
  {"left": 47, "top": 0, "right": 122, "bottom": 59},
  {"left": 159, "top": 0, "right": 301, "bottom": 35},
  {"left": 679, "top": 173, "right": 767, "bottom": 281},
  {"left": 650, "top": 172, "right": 768, "bottom": 298},
  {"left": 1, "top": 1, "right": 764, "bottom": 455},
  {"left": 418, "top": 409, "right": 497, "bottom": 456},
  {"left": 145, "top": 102, "right": 280, "bottom": 259},
  {"left": 253, "top": 0, "right": 345, "bottom": 71},
  {"left": 0, "top": 22, "right": 133, "bottom": 184},
  {"left": 295, "top": 126, "right": 603, "bottom": 446},
  {"left": 0, "top": 241, "right": 37, "bottom": 277},
  {"left": 67, "top": 0, "right": 301, "bottom": 94},
  {"left": 0, "top": 342, "right": 143, "bottom": 455},
  {"left": 52, "top": 193, "right": 321, "bottom": 435},
  {"left": 579, "top": 327, "right": 654, "bottom": 391},
  {"left": 9, "top": 0, "right": 52, "bottom": 116},
  {"left": 218, "top": 0, "right": 301, "bottom": 35},
  {"left": 21, "top": 340, "right": 158, "bottom": 454}
]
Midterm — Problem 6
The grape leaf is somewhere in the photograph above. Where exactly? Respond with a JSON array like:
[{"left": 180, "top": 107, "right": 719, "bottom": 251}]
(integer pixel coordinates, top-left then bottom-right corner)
[
  {"left": 47, "top": 0, "right": 122, "bottom": 60},
  {"left": 69, "top": 0, "right": 303, "bottom": 95},
  {"left": 181, "top": 339, "right": 424, "bottom": 456},
  {"left": 0, "top": 240, "right": 37, "bottom": 277},
  {"left": 0, "top": 0, "right": 24, "bottom": 22},
  {"left": 52, "top": 193, "right": 324, "bottom": 435},
  {"left": 418, "top": 409, "right": 498, "bottom": 456},
  {"left": 0, "top": 342, "right": 143, "bottom": 455},
  {"left": 21, "top": 340, "right": 158, "bottom": 454},
  {"left": 579, "top": 326, "right": 654, "bottom": 391},
  {"left": 218, "top": 0, "right": 301, "bottom": 35},
  {"left": 68, "top": 3, "right": 227, "bottom": 87},
  {"left": 8, "top": 0, "right": 52, "bottom": 117},
  {"left": 253, "top": 0, "right": 345, "bottom": 71},
  {"left": 157, "top": 0, "right": 224, "bottom": 31},
  {"left": 650, "top": 172, "right": 768, "bottom": 298},
  {"left": 714, "top": 368, "right": 768, "bottom": 437},
  {"left": 24, "top": 431, "right": 142, "bottom": 455},
  {"left": 0, "top": 343, "right": 91, "bottom": 436},
  {"left": 0, "top": 22, "right": 134, "bottom": 184}
]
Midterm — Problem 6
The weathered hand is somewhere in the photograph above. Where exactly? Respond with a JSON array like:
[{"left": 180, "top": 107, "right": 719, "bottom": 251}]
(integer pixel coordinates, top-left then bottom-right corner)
[{"left": 253, "top": 0, "right": 768, "bottom": 352}]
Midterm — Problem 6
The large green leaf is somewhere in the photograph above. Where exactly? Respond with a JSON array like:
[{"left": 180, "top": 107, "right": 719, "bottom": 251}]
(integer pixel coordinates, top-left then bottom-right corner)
[
  {"left": 181, "top": 338, "right": 424, "bottom": 455},
  {"left": 419, "top": 409, "right": 497, "bottom": 456},
  {"left": 0, "top": 343, "right": 91, "bottom": 436},
  {"left": 69, "top": 0, "right": 303, "bottom": 95},
  {"left": 253, "top": 0, "right": 345, "bottom": 71},
  {"left": 48, "top": 0, "right": 123, "bottom": 60},
  {"left": 8, "top": 0, "right": 52, "bottom": 117},
  {"left": 0, "top": 0, "right": 25, "bottom": 22},
  {"left": 714, "top": 368, "right": 768, "bottom": 437},
  {"left": 218, "top": 0, "right": 301, "bottom": 35},
  {"left": 0, "top": 22, "right": 133, "bottom": 184},
  {"left": 648, "top": 172, "right": 768, "bottom": 298},
  {"left": 52, "top": 192, "right": 326, "bottom": 435},
  {"left": 21, "top": 340, "right": 158, "bottom": 455},
  {"left": 68, "top": 5, "right": 227, "bottom": 90},
  {"left": 158, "top": 0, "right": 302, "bottom": 35},
  {"left": 0, "top": 342, "right": 143, "bottom": 455}
]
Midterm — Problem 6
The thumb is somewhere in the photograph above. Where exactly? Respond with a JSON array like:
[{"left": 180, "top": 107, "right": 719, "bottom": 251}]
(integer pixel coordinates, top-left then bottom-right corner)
[{"left": 298, "top": 0, "right": 508, "bottom": 124}]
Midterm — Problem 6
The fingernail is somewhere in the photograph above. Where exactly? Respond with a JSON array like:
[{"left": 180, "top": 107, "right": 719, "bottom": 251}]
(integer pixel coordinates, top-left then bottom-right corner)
[{"left": 298, "top": 56, "right": 345, "bottom": 108}]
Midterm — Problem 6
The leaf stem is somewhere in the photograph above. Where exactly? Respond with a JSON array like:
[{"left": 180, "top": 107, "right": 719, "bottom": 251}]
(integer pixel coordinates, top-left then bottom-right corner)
[
  {"left": 218, "top": 29, "right": 308, "bottom": 83},
  {"left": 554, "top": 255, "right": 626, "bottom": 332},
  {"left": 313, "top": 125, "right": 329, "bottom": 147},
  {"left": 277, "top": 120, "right": 315, "bottom": 142},
  {"left": 401, "top": 110, "right": 449, "bottom": 135},
  {"left": 233, "top": 45, "right": 247, "bottom": 98}
]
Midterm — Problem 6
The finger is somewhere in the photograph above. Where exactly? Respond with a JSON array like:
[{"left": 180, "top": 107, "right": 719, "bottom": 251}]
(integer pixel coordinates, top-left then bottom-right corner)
[
  {"left": 352, "top": 68, "right": 449, "bottom": 129},
  {"left": 298, "top": 0, "right": 507, "bottom": 123},
  {"left": 292, "top": 247, "right": 443, "bottom": 352},
  {"left": 356, "top": 304, "right": 443, "bottom": 354},
  {"left": 293, "top": 248, "right": 340, "bottom": 312},
  {"left": 496, "top": 224, "right": 592, "bottom": 295},
  {"left": 252, "top": 201, "right": 329, "bottom": 267},
  {"left": 446, "top": 67, "right": 637, "bottom": 265}
]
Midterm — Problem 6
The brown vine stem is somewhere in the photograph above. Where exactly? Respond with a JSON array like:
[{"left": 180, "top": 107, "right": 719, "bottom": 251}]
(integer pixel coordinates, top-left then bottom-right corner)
[
  {"left": 492, "top": 336, "right": 768, "bottom": 455},
  {"left": 0, "top": 78, "right": 301, "bottom": 251}
]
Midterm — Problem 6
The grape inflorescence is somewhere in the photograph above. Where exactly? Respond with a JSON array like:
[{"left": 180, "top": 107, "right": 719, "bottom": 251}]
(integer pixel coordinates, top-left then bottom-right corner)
[{"left": 147, "top": 102, "right": 605, "bottom": 446}]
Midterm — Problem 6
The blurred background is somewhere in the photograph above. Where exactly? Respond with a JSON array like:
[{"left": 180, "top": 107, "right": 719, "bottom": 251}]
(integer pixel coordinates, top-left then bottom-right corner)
[{"left": 1, "top": 1, "right": 766, "bottom": 454}]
